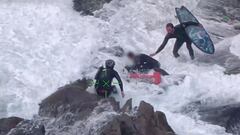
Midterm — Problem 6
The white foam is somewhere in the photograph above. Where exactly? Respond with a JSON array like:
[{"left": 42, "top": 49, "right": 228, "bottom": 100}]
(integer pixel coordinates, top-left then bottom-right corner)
[
  {"left": 230, "top": 34, "right": 240, "bottom": 58},
  {"left": 0, "top": 0, "right": 239, "bottom": 134}
]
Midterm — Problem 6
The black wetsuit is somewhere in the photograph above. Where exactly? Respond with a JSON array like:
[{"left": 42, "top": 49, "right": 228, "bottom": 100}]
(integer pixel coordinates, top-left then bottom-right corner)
[
  {"left": 95, "top": 67, "right": 123, "bottom": 97},
  {"left": 155, "top": 24, "right": 194, "bottom": 58},
  {"left": 126, "top": 54, "right": 169, "bottom": 75}
]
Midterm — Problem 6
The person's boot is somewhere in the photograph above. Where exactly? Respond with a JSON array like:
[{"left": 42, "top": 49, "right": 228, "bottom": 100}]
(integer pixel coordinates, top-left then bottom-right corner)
[
  {"left": 174, "top": 53, "right": 180, "bottom": 58},
  {"left": 112, "top": 86, "right": 118, "bottom": 94},
  {"left": 191, "top": 55, "right": 195, "bottom": 60}
]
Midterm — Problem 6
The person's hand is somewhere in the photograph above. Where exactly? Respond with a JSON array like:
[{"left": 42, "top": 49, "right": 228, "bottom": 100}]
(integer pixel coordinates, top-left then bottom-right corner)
[
  {"left": 125, "top": 66, "right": 130, "bottom": 71},
  {"left": 121, "top": 91, "right": 125, "bottom": 98},
  {"left": 150, "top": 53, "right": 156, "bottom": 57}
]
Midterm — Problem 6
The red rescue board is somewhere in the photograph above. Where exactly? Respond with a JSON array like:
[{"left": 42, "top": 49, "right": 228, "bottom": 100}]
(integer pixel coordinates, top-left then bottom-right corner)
[{"left": 129, "top": 72, "right": 161, "bottom": 85}]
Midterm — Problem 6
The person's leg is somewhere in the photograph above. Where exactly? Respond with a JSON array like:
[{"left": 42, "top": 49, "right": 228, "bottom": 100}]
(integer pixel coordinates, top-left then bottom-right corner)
[
  {"left": 154, "top": 68, "right": 169, "bottom": 76},
  {"left": 186, "top": 40, "right": 194, "bottom": 60},
  {"left": 111, "top": 85, "right": 118, "bottom": 94},
  {"left": 153, "top": 62, "right": 169, "bottom": 76},
  {"left": 96, "top": 84, "right": 110, "bottom": 98},
  {"left": 97, "top": 89, "right": 111, "bottom": 98},
  {"left": 106, "top": 87, "right": 114, "bottom": 97},
  {"left": 173, "top": 40, "right": 184, "bottom": 58},
  {"left": 96, "top": 88, "right": 105, "bottom": 97}
]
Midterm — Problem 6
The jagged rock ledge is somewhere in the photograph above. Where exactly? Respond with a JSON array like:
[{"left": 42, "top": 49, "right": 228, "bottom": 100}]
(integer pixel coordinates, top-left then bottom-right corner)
[
  {"left": 0, "top": 117, "right": 23, "bottom": 135},
  {"left": 234, "top": 23, "right": 240, "bottom": 30},
  {"left": 198, "top": 103, "right": 240, "bottom": 135},
  {"left": 73, "top": 0, "right": 112, "bottom": 15},
  {"left": 2, "top": 79, "right": 175, "bottom": 135},
  {"left": 183, "top": 101, "right": 240, "bottom": 135}
]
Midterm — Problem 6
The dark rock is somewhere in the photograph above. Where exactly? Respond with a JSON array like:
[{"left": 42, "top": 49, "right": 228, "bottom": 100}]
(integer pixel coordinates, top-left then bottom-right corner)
[
  {"left": 198, "top": 103, "right": 240, "bottom": 134},
  {"left": 155, "top": 111, "right": 175, "bottom": 134},
  {"left": 224, "top": 67, "right": 240, "bottom": 75},
  {"left": 226, "top": 108, "right": 240, "bottom": 134},
  {"left": 0, "top": 117, "right": 23, "bottom": 135},
  {"left": 99, "top": 46, "right": 125, "bottom": 57},
  {"left": 134, "top": 101, "right": 175, "bottom": 135},
  {"left": 100, "top": 101, "right": 175, "bottom": 135},
  {"left": 107, "top": 97, "right": 120, "bottom": 112},
  {"left": 119, "top": 115, "right": 136, "bottom": 135},
  {"left": 37, "top": 78, "right": 122, "bottom": 134},
  {"left": 9, "top": 78, "right": 174, "bottom": 135},
  {"left": 198, "top": 0, "right": 240, "bottom": 21},
  {"left": 73, "top": 0, "right": 112, "bottom": 15},
  {"left": 234, "top": 23, "right": 240, "bottom": 30},
  {"left": 196, "top": 0, "right": 240, "bottom": 45},
  {"left": 137, "top": 101, "right": 155, "bottom": 118},
  {"left": 38, "top": 79, "right": 99, "bottom": 118},
  {"left": 99, "top": 117, "right": 121, "bottom": 135},
  {"left": 121, "top": 98, "right": 132, "bottom": 113},
  {"left": 7, "top": 120, "right": 45, "bottom": 135}
]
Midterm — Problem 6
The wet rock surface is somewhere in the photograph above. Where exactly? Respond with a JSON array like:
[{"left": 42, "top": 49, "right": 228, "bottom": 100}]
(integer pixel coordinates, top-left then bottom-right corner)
[
  {"left": 38, "top": 79, "right": 99, "bottom": 118},
  {"left": 224, "top": 67, "right": 240, "bottom": 75},
  {"left": 195, "top": 0, "right": 240, "bottom": 74},
  {"left": 99, "top": 46, "right": 125, "bottom": 57},
  {"left": 100, "top": 101, "right": 175, "bottom": 135},
  {"left": 7, "top": 120, "right": 45, "bottom": 135},
  {"left": 199, "top": 103, "right": 240, "bottom": 135},
  {"left": 184, "top": 102, "right": 240, "bottom": 135},
  {"left": 73, "top": 0, "right": 112, "bottom": 15},
  {"left": 198, "top": 0, "right": 240, "bottom": 21},
  {"left": 234, "top": 23, "right": 240, "bottom": 30},
  {"left": 0, "top": 117, "right": 23, "bottom": 135},
  {"left": 2, "top": 79, "right": 174, "bottom": 135},
  {"left": 196, "top": 0, "right": 240, "bottom": 43}
]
